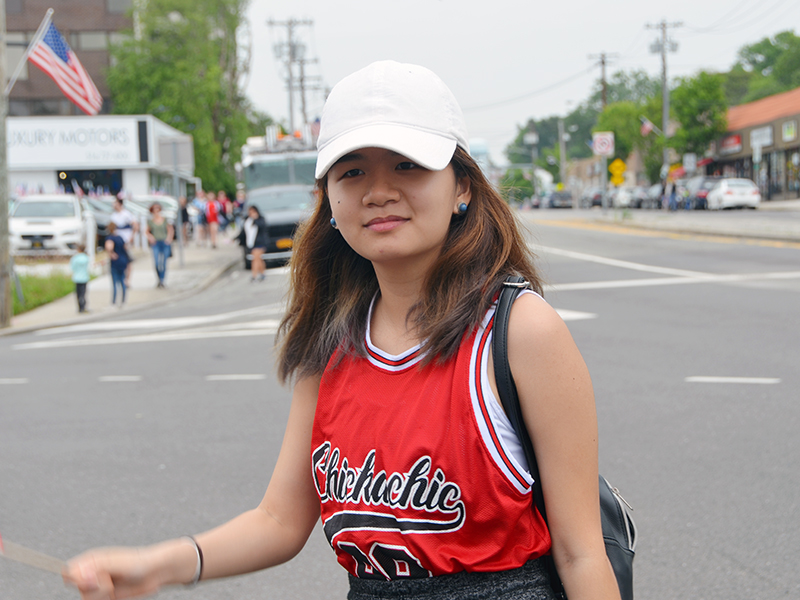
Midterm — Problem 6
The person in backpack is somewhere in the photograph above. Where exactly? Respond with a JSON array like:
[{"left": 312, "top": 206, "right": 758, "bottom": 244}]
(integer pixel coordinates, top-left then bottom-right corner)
[{"left": 64, "top": 61, "right": 619, "bottom": 600}]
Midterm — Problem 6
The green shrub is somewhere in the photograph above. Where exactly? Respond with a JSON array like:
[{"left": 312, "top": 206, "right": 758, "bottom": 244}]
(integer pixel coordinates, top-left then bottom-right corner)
[{"left": 13, "top": 273, "right": 76, "bottom": 316}]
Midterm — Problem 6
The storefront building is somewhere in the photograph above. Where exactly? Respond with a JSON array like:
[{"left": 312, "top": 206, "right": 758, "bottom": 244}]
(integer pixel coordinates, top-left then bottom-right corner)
[
  {"left": 8, "top": 114, "right": 196, "bottom": 197},
  {"left": 710, "top": 86, "right": 800, "bottom": 201}
]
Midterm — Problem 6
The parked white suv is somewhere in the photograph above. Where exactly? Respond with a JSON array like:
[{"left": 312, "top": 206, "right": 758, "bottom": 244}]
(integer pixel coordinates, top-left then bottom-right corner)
[{"left": 9, "top": 194, "right": 88, "bottom": 256}]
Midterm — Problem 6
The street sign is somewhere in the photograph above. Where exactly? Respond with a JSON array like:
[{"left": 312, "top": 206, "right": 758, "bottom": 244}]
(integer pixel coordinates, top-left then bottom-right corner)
[
  {"left": 592, "top": 132, "right": 615, "bottom": 157},
  {"left": 609, "top": 158, "right": 626, "bottom": 187},
  {"left": 752, "top": 144, "right": 762, "bottom": 164},
  {"left": 609, "top": 158, "right": 626, "bottom": 176}
]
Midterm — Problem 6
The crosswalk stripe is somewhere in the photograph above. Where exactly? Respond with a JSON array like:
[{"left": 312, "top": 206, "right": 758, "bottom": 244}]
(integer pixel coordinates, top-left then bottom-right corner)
[
  {"left": 205, "top": 374, "right": 266, "bottom": 381},
  {"left": 685, "top": 376, "right": 781, "bottom": 385}
]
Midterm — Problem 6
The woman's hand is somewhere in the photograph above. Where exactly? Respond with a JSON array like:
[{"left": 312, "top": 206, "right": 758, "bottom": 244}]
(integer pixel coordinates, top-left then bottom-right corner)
[
  {"left": 63, "top": 539, "right": 198, "bottom": 600},
  {"left": 63, "top": 546, "right": 159, "bottom": 600},
  {"left": 147, "top": 234, "right": 156, "bottom": 246}
]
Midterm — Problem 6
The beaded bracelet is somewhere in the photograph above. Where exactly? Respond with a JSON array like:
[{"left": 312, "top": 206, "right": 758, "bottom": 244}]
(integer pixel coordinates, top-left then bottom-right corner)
[{"left": 182, "top": 536, "right": 203, "bottom": 586}]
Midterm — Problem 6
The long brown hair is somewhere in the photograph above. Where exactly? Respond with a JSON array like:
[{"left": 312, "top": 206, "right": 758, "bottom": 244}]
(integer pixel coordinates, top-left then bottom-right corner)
[{"left": 276, "top": 146, "right": 542, "bottom": 383}]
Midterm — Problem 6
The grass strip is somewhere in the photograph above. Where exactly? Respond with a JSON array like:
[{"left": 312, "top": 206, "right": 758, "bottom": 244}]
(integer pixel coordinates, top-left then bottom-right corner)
[{"left": 13, "top": 273, "right": 76, "bottom": 316}]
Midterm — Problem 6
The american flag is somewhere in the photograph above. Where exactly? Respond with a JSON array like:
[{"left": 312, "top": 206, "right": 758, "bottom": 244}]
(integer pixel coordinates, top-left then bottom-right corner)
[
  {"left": 28, "top": 23, "right": 103, "bottom": 116},
  {"left": 640, "top": 117, "right": 655, "bottom": 137}
]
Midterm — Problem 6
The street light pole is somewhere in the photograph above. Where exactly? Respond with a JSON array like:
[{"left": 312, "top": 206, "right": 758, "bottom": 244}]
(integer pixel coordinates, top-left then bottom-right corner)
[
  {"left": 0, "top": 0, "right": 12, "bottom": 328},
  {"left": 558, "top": 118, "right": 567, "bottom": 191}
]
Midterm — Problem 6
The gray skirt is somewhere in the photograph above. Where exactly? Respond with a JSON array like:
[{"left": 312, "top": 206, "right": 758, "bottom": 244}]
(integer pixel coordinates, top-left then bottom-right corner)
[{"left": 347, "top": 558, "right": 557, "bottom": 600}]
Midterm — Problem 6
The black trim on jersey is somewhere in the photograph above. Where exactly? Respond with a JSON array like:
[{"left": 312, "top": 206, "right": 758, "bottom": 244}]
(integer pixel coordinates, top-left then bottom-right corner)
[{"left": 323, "top": 507, "right": 466, "bottom": 543}]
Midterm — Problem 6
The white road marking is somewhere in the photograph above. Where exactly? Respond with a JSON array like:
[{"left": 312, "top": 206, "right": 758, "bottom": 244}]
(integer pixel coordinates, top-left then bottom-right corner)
[
  {"left": 548, "top": 271, "right": 800, "bottom": 292},
  {"left": 685, "top": 376, "right": 781, "bottom": 385},
  {"left": 14, "top": 321, "right": 281, "bottom": 350},
  {"left": 99, "top": 375, "right": 142, "bottom": 382},
  {"left": 205, "top": 374, "right": 266, "bottom": 381},
  {"left": 0, "top": 378, "right": 29, "bottom": 384},
  {"left": 34, "top": 304, "right": 285, "bottom": 336},
  {"left": 536, "top": 245, "right": 710, "bottom": 278},
  {"left": 555, "top": 309, "right": 598, "bottom": 321}
]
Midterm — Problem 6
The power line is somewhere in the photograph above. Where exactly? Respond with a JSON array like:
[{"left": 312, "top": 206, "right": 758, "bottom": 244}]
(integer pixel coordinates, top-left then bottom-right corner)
[{"left": 462, "top": 66, "right": 594, "bottom": 112}]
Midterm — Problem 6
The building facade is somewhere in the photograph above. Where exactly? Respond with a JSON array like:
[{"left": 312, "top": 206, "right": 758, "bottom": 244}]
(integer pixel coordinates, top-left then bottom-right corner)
[
  {"left": 9, "top": 115, "right": 195, "bottom": 196},
  {"left": 710, "top": 87, "right": 800, "bottom": 201},
  {"left": 6, "top": 0, "right": 132, "bottom": 116}
]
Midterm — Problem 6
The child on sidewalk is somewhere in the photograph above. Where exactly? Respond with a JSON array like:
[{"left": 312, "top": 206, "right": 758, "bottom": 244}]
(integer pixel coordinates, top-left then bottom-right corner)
[{"left": 69, "top": 244, "right": 90, "bottom": 313}]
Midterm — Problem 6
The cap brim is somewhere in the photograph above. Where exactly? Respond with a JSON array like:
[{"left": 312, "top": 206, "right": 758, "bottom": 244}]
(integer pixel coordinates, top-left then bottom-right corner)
[{"left": 315, "top": 123, "right": 458, "bottom": 179}]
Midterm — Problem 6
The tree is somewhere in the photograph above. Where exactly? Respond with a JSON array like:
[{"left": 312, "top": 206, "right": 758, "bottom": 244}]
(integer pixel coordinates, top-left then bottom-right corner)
[
  {"left": 587, "top": 69, "right": 661, "bottom": 110},
  {"left": 593, "top": 101, "right": 641, "bottom": 163},
  {"left": 733, "top": 30, "right": 800, "bottom": 103},
  {"left": 107, "top": 0, "right": 272, "bottom": 194},
  {"left": 498, "top": 168, "right": 534, "bottom": 203},
  {"left": 671, "top": 72, "right": 728, "bottom": 156}
]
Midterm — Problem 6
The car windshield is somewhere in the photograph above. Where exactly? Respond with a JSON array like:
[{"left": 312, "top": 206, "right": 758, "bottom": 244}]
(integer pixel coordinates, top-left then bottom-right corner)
[
  {"left": 727, "top": 179, "right": 756, "bottom": 188},
  {"left": 248, "top": 188, "right": 313, "bottom": 212},
  {"left": 13, "top": 201, "right": 76, "bottom": 218}
]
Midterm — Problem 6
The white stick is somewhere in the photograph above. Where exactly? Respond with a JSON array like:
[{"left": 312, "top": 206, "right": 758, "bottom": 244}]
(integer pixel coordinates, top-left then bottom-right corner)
[{"left": 4, "top": 8, "right": 54, "bottom": 97}]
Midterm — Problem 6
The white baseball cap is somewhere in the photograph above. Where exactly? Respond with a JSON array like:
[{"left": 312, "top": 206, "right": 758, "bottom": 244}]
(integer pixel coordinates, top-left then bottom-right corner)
[{"left": 315, "top": 61, "right": 470, "bottom": 179}]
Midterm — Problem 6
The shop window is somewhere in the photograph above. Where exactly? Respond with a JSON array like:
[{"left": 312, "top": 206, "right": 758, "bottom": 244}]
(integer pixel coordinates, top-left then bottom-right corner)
[
  {"left": 8, "top": 100, "right": 30, "bottom": 116},
  {"left": 107, "top": 0, "right": 133, "bottom": 14},
  {"left": 78, "top": 32, "right": 109, "bottom": 51},
  {"left": 5, "top": 32, "right": 29, "bottom": 81}
]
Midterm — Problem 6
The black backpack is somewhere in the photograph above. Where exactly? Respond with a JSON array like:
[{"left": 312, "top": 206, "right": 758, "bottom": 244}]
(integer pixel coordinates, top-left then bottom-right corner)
[{"left": 493, "top": 276, "right": 636, "bottom": 600}]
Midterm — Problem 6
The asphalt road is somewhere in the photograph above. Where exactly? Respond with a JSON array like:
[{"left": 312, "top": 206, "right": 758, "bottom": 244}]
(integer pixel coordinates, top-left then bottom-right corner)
[{"left": 1, "top": 220, "right": 799, "bottom": 599}]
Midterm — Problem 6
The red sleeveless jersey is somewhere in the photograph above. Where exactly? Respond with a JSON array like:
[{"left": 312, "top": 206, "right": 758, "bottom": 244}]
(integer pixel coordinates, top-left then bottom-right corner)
[{"left": 312, "top": 302, "right": 550, "bottom": 580}]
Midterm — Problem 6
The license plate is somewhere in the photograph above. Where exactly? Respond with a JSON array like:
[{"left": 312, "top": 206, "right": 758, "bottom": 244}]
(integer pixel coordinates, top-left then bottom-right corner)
[
  {"left": 276, "top": 238, "right": 293, "bottom": 249},
  {"left": 31, "top": 240, "right": 43, "bottom": 248}
]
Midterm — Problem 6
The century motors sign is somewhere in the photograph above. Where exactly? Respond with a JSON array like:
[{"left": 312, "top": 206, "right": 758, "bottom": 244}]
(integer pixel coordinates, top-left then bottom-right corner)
[
  {"left": 719, "top": 134, "right": 742, "bottom": 155},
  {"left": 7, "top": 116, "right": 143, "bottom": 169}
]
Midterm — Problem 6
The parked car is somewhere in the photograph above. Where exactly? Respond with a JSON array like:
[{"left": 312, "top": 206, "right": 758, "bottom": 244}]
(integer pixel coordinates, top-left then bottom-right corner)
[
  {"left": 239, "top": 184, "right": 315, "bottom": 268},
  {"left": 706, "top": 178, "right": 761, "bottom": 210},
  {"left": 685, "top": 175, "right": 722, "bottom": 210},
  {"left": 580, "top": 187, "right": 603, "bottom": 208},
  {"left": 611, "top": 187, "right": 634, "bottom": 208},
  {"left": 643, "top": 183, "right": 663, "bottom": 209},
  {"left": 81, "top": 197, "right": 115, "bottom": 248},
  {"left": 547, "top": 190, "right": 573, "bottom": 208},
  {"left": 127, "top": 194, "right": 179, "bottom": 222},
  {"left": 9, "top": 194, "right": 88, "bottom": 255}
]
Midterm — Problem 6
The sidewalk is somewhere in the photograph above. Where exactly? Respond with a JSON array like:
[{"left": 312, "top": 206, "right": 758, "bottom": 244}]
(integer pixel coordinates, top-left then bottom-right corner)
[
  {"left": 523, "top": 199, "right": 800, "bottom": 243},
  {"left": 3, "top": 239, "right": 242, "bottom": 336}
]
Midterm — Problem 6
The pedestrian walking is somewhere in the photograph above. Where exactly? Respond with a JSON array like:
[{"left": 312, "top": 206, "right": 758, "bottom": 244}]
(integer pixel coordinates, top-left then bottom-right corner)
[
  {"left": 104, "top": 222, "right": 129, "bottom": 308},
  {"left": 64, "top": 61, "right": 619, "bottom": 600},
  {"left": 111, "top": 196, "right": 138, "bottom": 286},
  {"left": 145, "top": 202, "right": 174, "bottom": 288},
  {"left": 178, "top": 195, "right": 191, "bottom": 244},
  {"left": 69, "top": 243, "right": 90, "bottom": 313},
  {"left": 237, "top": 205, "right": 268, "bottom": 282},
  {"left": 205, "top": 194, "right": 220, "bottom": 248}
]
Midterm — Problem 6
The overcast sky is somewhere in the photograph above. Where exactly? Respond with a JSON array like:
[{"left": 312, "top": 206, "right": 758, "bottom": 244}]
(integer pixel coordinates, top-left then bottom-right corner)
[{"left": 243, "top": 0, "right": 800, "bottom": 164}]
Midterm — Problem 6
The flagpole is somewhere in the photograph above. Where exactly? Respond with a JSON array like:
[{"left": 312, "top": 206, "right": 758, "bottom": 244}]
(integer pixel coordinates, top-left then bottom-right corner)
[{"left": 3, "top": 8, "right": 53, "bottom": 96}]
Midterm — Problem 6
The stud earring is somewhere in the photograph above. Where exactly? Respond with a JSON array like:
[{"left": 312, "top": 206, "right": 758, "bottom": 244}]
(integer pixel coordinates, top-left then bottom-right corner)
[
  {"left": 457, "top": 202, "right": 468, "bottom": 215},
  {"left": 330, "top": 217, "right": 337, "bottom": 228}
]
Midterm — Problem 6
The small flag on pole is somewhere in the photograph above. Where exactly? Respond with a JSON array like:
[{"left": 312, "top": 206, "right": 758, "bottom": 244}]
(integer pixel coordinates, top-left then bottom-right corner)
[
  {"left": 640, "top": 116, "right": 655, "bottom": 137},
  {"left": 28, "top": 22, "right": 103, "bottom": 116}
]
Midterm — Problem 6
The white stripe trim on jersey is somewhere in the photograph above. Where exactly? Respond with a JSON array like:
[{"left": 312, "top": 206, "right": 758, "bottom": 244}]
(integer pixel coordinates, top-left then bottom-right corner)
[
  {"left": 365, "top": 295, "right": 425, "bottom": 372},
  {"left": 468, "top": 292, "right": 540, "bottom": 495}
]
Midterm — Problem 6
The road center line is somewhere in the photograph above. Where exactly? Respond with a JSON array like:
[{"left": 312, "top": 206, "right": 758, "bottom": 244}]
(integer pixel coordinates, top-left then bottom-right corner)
[
  {"left": 205, "top": 374, "right": 266, "bottom": 381},
  {"left": 685, "top": 376, "right": 781, "bottom": 385},
  {"left": 0, "top": 378, "right": 29, "bottom": 384},
  {"left": 98, "top": 376, "right": 142, "bottom": 382}
]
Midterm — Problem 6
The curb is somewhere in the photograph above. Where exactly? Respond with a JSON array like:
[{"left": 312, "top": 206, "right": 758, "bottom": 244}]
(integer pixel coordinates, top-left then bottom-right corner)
[
  {"left": 0, "top": 257, "right": 242, "bottom": 338},
  {"left": 589, "top": 216, "right": 800, "bottom": 244}
]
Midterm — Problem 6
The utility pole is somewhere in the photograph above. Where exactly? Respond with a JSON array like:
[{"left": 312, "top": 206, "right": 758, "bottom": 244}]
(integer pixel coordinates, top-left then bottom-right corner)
[
  {"left": 0, "top": 0, "right": 11, "bottom": 328},
  {"left": 588, "top": 52, "right": 618, "bottom": 109},
  {"left": 558, "top": 118, "right": 567, "bottom": 190},
  {"left": 268, "top": 18, "right": 314, "bottom": 133},
  {"left": 646, "top": 19, "right": 682, "bottom": 181}
]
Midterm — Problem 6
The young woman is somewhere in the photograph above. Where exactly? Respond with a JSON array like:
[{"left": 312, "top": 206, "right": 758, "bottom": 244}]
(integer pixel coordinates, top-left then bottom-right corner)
[
  {"left": 145, "top": 202, "right": 174, "bottom": 288},
  {"left": 64, "top": 61, "right": 619, "bottom": 600},
  {"left": 104, "top": 222, "right": 129, "bottom": 308},
  {"left": 237, "top": 204, "right": 268, "bottom": 282}
]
